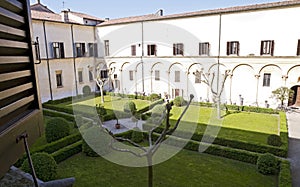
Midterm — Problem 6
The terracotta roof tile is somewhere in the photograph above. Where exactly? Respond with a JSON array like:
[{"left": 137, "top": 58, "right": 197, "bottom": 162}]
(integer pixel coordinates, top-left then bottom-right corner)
[
  {"left": 31, "top": 10, "right": 63, "bottom": 22},
  {"left": 68, "top": 11, "right": 104, "bottom": 21},
  {"left": 30, "top": 3, "right": 54, "bottom": 13},
  {"left": 99, "top": 0, "right": 300, "bottom": 26}
]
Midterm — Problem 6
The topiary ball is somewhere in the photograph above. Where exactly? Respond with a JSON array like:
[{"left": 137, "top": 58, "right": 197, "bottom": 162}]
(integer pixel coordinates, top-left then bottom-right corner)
[
  {"left": 82, "top": 126, "right": 111, "bottom": 157},
  {"left": 21, "top": 153, "right": 57, "bottom": 182},
  {"left": 124, "top": 101, "right": 137, "bottom": 115},
  {"left": 267, "top": 134, "right": 282, "bottom": 147},
  {"left": 256, "top": 153, "right": 279, "bottom": 175},
  {"left": 173, "top": 96, "right": 187, "bottom": 107},
  {"left": 131, "top": 127, "right": 144, "bottom": 143},
  {"left": 45, "top": 117, "right": 71, "bottom": 143}
]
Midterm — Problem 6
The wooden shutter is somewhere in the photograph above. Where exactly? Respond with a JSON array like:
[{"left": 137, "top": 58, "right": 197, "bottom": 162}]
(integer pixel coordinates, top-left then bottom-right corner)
[
  {"left": 226, "top": 42, "right": 230, "bottom": 55},
  {"left": 59, "top": 42, "right": 64, "bottom": 58},
  {"left": 0, "top": 0, "right": 43, "bottom": 177},
  {"left": 147, "top": 45, "right": 150, "bottom": 56},
  {"left": 237, "top": 42, "right": 240, "bottom": 56},
  {"left": 260, "top": 41, "right": 264, "bottom": 55},
  {"left": 173, "top": 43, "right": 176, "bottom": 55},
  {"left": 297, "top": 40, "right": 300, "bottom": 56},
  {"left": 271, "top": 40, "right": 274, "bottom": 56}
]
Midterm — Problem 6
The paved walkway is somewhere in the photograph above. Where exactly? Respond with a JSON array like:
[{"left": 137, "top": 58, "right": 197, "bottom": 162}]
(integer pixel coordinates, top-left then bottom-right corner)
[{"left": 287, "top": 109, "right": 300, "bottom": 187}]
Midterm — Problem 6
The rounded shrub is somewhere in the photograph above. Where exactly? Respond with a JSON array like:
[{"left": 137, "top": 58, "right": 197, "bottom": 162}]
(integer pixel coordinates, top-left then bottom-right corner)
[
  {"left": 45, "top": 117, "right": 71, "bottom": 143},
  {"left": 256, "top": 153, "right": 279, "bottom": 175},
  {"left": 150, "top": 93, "right": 160, "bottom": 101},
  {"left": 124, "top": 101, "right": 137, "bottom": 115},
  {"left": 267, "top": 134, "right": 282, "bottom": 147},
  {"left": 82, "top": 127, "right": 111, "bottom": 157},
  {"left": 131, "top": 127, "right": 144, "bottom": 143},
  {"left": 173, "top": 96, "right": 187, "bottom": 107},
  {"left": 82, "top": 85, "right": 91, "bottom": 96},
  {"left": 21, "top": 153, "right": 57, "bottom": 182}
]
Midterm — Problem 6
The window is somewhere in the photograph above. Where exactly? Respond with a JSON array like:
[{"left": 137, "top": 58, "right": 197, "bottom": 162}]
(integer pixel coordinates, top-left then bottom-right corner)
[
  {"left": 155, "top": 70, "right": 160, "bottom": 80},
  {"left": 89, "top": 68, "right": 93, "bottom": 81},
  {"left": 297, "top": 40, "right": 300, "bottom": 56},
  {"left": 104, "top": 40, "right": 110, "bottom": 56},
  {"left": 260, "top": 40, "right": 274, "bottom": 56},
  {"left": 195, "top": 73, "right": 201, "bottom": 83},
  {"left": 131, "top": 45, "right": 136, "bottom": 56},
  {"left": 175, "top": 71, "right": 180, "bottom": 82},
  {"left": 263, "top": 73, "right": 271, "bottom": 87},
  {"left": 78, "top": 70, "right": 83, "bottom": 83},
  {"left": 129, "top": 70, "right": 134, "bottom": 81},
  {"left": 56, "top": 70, "right": 63, "bottom": 87},
  {"left": 52, "top": 42, "right": 64, "bottom": 58},
  {"left": 114, "top": 74, "right": 117, "bottom": 79},
  {"left": 226, "top": 41, "right": 239, "bottom": 55},
  {"left": 173, "top": 43, "right": 184, "bottom": 55},
  {"left": 100, "top": 70, "right": 108, "bottom": 79},
  {"left": 147, "top": 44, "right": 157, "bottom": 56},
  {"left": 88, "top": 43, "right": 98, "bottom": 57},
  {"left": 199, "top": 42, "right": 210, "bottom": 55},
  {"left": 75, "top": 43, "right": 85, "bottom": 57}
]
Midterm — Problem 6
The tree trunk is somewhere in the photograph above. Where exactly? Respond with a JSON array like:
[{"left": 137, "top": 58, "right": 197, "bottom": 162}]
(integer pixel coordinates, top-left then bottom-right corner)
[
  {"left": 100, "top": 86, "right": 104, "bottom": 103},
  {"left": 217, "top": 99, "right": 221, "bottom": 119},
  {"left": 147, "top": 154, "right": 153, "bottom": 187}
]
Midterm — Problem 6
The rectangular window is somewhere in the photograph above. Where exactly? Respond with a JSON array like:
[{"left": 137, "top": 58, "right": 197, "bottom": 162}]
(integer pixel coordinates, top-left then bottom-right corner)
[
  {"left": 88, "top": 43, "right": 98, "bottom": 57},
  {"left": 173, "top": 43, "right": 184, "bottom": 55},
  {"left": 89, "top": 68, "right": 93, "bottom": 81},
  {"left": 263, "top": 73, "right": 271, "bottom": 87},
  {"left": 129, "top": 70, "right": 134, "bottom": 81},
  {"left": 53, "top": 42, "right": 65, "bottom": 58},
  {"left": 75, "top": 43, "right": 85, "bottom": 57},
  {"left": 56, "top": 70, "right": 63, "bottom": 87},
  {"left": 297, "top": 40, "right": 300, "bottom": 56},
  {"left": 175, "top": 71, "right": 180, "bottom": 82},
  {"left": 114, "top": 74, "right": 117, "bottom": 79},
  {"left": 131, "top": 45, "right": 136, "bottom": 56},
  {"left": 104, "top": 40, "right": 110, "bottom": 56},
  {"left": 78, "top": 70, "right": 83, "bottom": 83},
  {"left": 147, "top": 44, "right": 157, "bottom": 56},
  {"left": 199, "top": 42, "right": 210, "bottom": 55},
  {"left": 155, "top": 70, "right": 160, "bottom": 81},
  {"left": 226, "top": 41, "right": 239, "bottom": 55},
  {"left": 100, "top": 70, "right": 108, "bottom": 79},
  {"left": 195, "top": 73, "right": 201, "bottom": 83},
  {"left": 260, "top": 40, "right": 274, "bottom": 56}
]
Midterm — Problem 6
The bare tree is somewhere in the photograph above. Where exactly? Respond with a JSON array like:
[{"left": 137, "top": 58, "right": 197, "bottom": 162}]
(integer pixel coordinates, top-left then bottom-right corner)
[
  {"left": 106, "top": 94, "right": 194, "bottom": 187},
  {"left": 271, "top": 86, "right": 294, "bottom": 109},
  {"left": 193, "top": 69, "right": 230, "bottom": 119},
  {"left": 95, "top": 65, "right": 115, "bottom": 103}
]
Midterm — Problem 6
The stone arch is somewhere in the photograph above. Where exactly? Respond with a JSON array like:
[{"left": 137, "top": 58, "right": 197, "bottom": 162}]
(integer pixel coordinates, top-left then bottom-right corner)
[
  {"left": 232, "top": 64, "right": 254, "bottom": 74},
  {"left": 108, "top": 62, "right": 116, "bottom": 68},
  {"left": 258, "top": 64, "right": 282, "bottom": 74},
  {"left": 208, "top": 63, "right": 227, "bottom": 73},
  {"left": 168, "top": 62, "right": 184, "bottom": 73},
  {"left": 187, "top": 63, "right": 203, "bottom": 73},
  {"left": 287, "top": 64, "right": 300, "bottom": 76}
]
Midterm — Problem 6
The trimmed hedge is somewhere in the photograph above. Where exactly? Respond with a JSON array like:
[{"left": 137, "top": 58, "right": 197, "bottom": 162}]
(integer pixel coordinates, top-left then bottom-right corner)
[
  {"left": 21, "top": 153, "right": 57, "bottom": 182},
  {"left": 43, "top": 109, "right": 75, "bottom": 122},
  {"left": 267, "top": 134, "right": 282, "bottom": 147},
  {"left": 51, "top": 141, "right": 82, "bottom": 163},
  {"left": 137, "top": 99, "right": 164, "bottom": 114},
  {"left": 146, "top": 124, "right": 287, "bottom": 157},
  {"left": 278, "top": 160, "right": 292, "bottom": 187},
  {"left": 131, "top": 127, "right": 144, "bottom": 143},
  {"left": 257, "top": 153, "right": 279, "bottom": 175},
  {"left": 45, "top": 117, "right": 71, "bottom": 143},
  {"left": 173, "top": 96, "right": 187, "bottom": 107}
]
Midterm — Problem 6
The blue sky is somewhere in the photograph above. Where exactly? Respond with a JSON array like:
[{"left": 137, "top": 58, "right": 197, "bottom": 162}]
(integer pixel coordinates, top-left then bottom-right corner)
[{"left": 30, "top": 0, "right": 279, "bottom": 19}]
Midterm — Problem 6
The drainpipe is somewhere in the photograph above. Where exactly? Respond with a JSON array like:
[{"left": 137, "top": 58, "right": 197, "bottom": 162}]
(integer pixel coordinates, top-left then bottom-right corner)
[
  {"left": 141, "top": 21, "right": 145, "bottom": 93},
  {"left": 71, "top": 24, "right": 79, "bottom": 96},
  {"left": 43, "top": 21, "right": 53, "bottom": 100},
  {"left": 217, "top": 14, "right": 222, "bottom": 95}
]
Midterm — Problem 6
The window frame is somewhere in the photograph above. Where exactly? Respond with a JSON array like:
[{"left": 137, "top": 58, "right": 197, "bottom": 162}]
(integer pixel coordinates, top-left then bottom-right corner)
[
  {"left": 52, "top": 42, "right": 65, "bottom": 59},
  {"left": 226, "top": 41, "right": 239, "bottom": 56},
  {"left": 104, "top": 40, "right": 110, "bottom": 56},
  {"left": 260, "top": 40, "right": 274, "bottom": 56},
  {"left": 88, "top": 68, "right": 94, "bottom": 82},
  {"left": 56, "top": 70, "right": 63, "bottom": 87},
  {"left": 175, "top": 71, "right": 180, "bottom": 82},
  {"left": 131, "top": 45, "right": 136, "bottom": 56},
  {"left": 147, "top": 44, "right": 157, "bottom": 56},
  {"left": 155, "top": 70, "right": 160, "bottom": 81},
  {"left": 199, "top": 42, "right": 210, "bottom": 56},
  {"left": 173, "top": 43, "right": 184, "bottom": 56},
  {"left": 263, "top": 73, "right": 271, "bottom": 87},
  {"left": 78, "top": 70, "right": 83, "bottom": 83},
  {"left": 75, "top": 42, "right": 86, "bottom": 57},
  {"left": 297, "top": 39, "right": 300, "bottom": 56},
  {"left": 129, "top": 70, "right": 134, "bottom": 81}
]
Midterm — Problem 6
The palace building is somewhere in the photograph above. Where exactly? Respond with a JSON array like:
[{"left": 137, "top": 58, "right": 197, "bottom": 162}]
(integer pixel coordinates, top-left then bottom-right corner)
[{"left": 31, "top": 1, "right": 300, "bottom": 108}]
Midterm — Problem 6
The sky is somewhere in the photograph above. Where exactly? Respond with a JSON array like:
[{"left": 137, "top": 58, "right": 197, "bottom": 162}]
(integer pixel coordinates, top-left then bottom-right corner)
[{"left": 30, "top": 0, "right": 281, "bottom": 19}]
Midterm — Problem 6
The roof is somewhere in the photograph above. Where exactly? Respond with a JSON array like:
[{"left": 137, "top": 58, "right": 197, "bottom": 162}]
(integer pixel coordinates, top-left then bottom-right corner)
[
  {"left": 30, "top": 3, "right": 54, "bottom": 13},
  {"left": 31, "top": 10, "right": 63, "bottom": 22},
  {"left": 99, "top": 0, "right": 300, "bottom": 26},
  {"left": 67, "top": 10, "right": 104, "bottom": 21}
]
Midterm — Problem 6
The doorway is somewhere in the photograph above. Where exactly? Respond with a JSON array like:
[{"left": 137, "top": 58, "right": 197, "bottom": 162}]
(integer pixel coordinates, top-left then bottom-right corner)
[{"left": 289, "top": 85, "right": 300, "bottom": 106}]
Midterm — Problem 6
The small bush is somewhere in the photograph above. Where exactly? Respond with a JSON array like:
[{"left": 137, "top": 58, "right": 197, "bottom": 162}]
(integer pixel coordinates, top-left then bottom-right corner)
[
  {"left": 82, "top": 85, "right": 91, "bottom": 96},
  {"left": 257, "top": 153, "right": 279, "bottom": 175},
  {"left": 173, "top": 96, "right": 187, "bottom": 107},
  {"left": 150, "top": 93, "right": 160, "bottom": 101},
  {"left": 267, "top": 134, "right": 282, "bottom": 147},
  {"left": 279, "top": 160, "right": 292, "bottom": 187},
  {"left": 45, "top": 117, "right": 71, "bottom": 143},
  {"left": 96, "top": 104, "right": 107, "bottom": 116},
  {"left": 21, "top": 153, "right": 57, "bottom": 182},
  {"left": 131, "top": 127, "right": 144, "bottom": 143},
  {"left": 82, "top": 127, "right": 111, "bottom": 157},
  {"left": 124, "top": 101, "right": 137, "bottom": 115},
  {"left": 51, "top": 141, "right": 82, "bottom": 163}
]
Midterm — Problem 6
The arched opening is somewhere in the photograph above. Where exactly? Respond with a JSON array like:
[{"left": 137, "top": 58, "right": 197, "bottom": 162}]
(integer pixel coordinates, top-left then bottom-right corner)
[{"left": 289, "top": 85, "right": 300, "bottom": 107}]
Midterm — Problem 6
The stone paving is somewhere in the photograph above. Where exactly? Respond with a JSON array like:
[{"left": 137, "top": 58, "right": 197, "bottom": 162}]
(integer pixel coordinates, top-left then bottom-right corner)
[
  {"left": 287, "top": 109, "right": 300, "bottom": 187},
  {"left": 102, "top": 118, "right": 145, "bottom": 134}
]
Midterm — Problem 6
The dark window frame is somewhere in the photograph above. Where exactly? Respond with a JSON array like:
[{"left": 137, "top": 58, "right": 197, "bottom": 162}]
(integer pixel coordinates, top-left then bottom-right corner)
[
  {"left": 104, "top": 40, "right": 110, "bottom": 56},
  {"left": 75, "top": 42, "right": 86, "bottom": 57},
  {"left": 129, "top": 70, "right": 134, "bottom": 81},
  {"left": 78, "top": 70, "right": 83, "bottom": 83},
  {"left": 147, "top": 44, "right": 157, "bottom": 56},
  {"left": 56, "top": 71, "right": 63, "bottom": 87},
  {"left": 226, "top": 41, "right": 239, "bottom": 56},
  {"left": 175, "top": 71, "right": 180, "bottom": 82},
  {"left": 131, "top": 45, "right": 136, "bottom": 56},
  {"left": 260, "top": 40, "right": 274, "bottom": 56},
  {"left": 297, "top": 39, "right": 300, "bottom": 56},
  {"left": 52, "top": 42, "right": 65, "bottom": 58},
  {"left": 173, "top": 43, "right": 184, "bottom": 56},
  {"left": 263, "top": 73, "right": 271, "bottom": 87},
  {"left": 199, "top": 42, "right": 210, "bottom": 55},
  {"left": 155, "top": 70, "right": 160, "bottom": 81}
]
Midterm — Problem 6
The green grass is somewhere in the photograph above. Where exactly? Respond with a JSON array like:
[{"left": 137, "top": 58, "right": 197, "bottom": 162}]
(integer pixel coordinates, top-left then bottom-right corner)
[
  {"left": 168, "top": 105, "right": 279, "bottom": 145},
  {"left": 57, "top": 150, "right": 277, "bottom": 187}
]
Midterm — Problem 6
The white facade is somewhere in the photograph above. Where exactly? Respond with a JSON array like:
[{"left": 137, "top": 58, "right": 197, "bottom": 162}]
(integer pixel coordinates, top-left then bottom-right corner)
[{"left": 32, "top": 1, "right": 300, "bottom": 108}]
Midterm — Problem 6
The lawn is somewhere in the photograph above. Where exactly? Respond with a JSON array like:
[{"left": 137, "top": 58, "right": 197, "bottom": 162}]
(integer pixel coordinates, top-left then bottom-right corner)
[{"left": 57, "top": 150, "right": 277, "bottom": 187}]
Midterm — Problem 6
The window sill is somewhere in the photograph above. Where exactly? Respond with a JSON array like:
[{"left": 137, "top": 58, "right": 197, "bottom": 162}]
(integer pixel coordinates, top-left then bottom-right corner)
[{"left": 57, "top": 86, "right": 63, "bottom": 88}]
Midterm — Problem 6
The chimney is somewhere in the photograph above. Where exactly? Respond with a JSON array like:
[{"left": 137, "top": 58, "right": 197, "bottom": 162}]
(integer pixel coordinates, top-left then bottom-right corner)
[
  {"left": 105, "top": 18, "right": 110, "bottom": 21},
  {"left": 62, "top": 10, "right": 69, "bottom": 22},
  {"left": 155, "top": 9, "right": 163, "bottom": 16}
]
